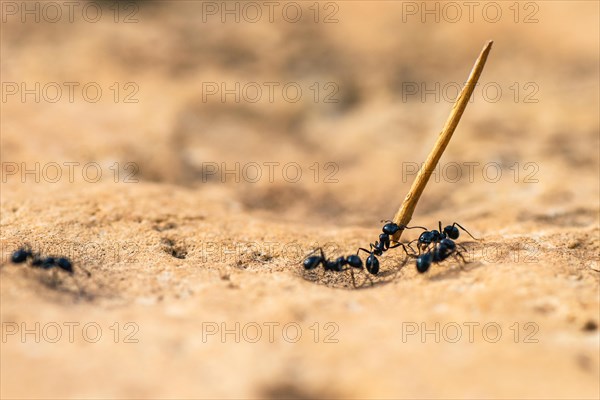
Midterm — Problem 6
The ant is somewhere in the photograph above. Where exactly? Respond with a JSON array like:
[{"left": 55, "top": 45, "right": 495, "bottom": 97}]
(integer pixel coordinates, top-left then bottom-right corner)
[
  {"left": 356, "top": 220, "right": 425, "bottom": 275},
  {"left": 413, "top": 222, "right": 478, "bottom": 273},
  {"left": 12, "top": 247, "right": 77, "bottom": 274},
  {"left": 303, "top": 247, "right": 372, "bottom": 287},
  {"left": 412, "top": 221, "right": 477, "bottom": 253},
  {"left": 10, "top": 247, "right": 91, "bottom": 291},
  {"left": 416, "top": 238, "right": 467, "bottom": 273}
]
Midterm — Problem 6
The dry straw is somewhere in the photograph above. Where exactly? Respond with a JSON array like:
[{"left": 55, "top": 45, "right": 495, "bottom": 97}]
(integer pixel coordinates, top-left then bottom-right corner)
[{"left": 391, "top": 40, "right": 493, "bottom": 242}]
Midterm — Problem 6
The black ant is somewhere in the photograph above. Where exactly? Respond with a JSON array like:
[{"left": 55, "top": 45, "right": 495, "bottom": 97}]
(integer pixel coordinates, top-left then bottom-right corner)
[
  {"left": 303, "top": 247, "right": 373, "bottom": 287},
  {"left": 412, "top": 221, "right": 477, "bottom": 253},
  {"left": 10, "top": 247, "right": 91, "bottom": 290},
  {"left": 413, "top": 222, "right": 478, "bottom": 273},
  {"left": 12, "top": 247, "right": 78, "bottom": 274},
  {"left": 379, "top": 221, "right": 427, "bottom": 252},
  {"left": 415, "top": 238, "right": 468, "bottom": 273},
  {"left": 356, "top": 220, "right": 425, "bottom": 275}
]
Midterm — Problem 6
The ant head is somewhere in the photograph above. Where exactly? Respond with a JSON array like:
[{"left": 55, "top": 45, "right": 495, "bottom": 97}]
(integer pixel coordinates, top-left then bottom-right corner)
[
  {"left": 443, "top": 225, "right": 459, "bottom": 239},
  {"left": 382, "top": 222, "right": 400, "bottom": 235},
  {"left": 431, "top": 230, "right": 442, "bottom": 241},
  {"left": 419, "top": 231, "right": 435, "bottom": 243}
]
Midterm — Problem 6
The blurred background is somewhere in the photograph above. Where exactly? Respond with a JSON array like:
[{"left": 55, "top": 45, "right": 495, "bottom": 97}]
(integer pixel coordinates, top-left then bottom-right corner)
[
  {"left": 1, "top": 1, "right": 599, "bottom": 399},
  {"left": 2, "top": 1, "right": 597, "bottom": 226}
]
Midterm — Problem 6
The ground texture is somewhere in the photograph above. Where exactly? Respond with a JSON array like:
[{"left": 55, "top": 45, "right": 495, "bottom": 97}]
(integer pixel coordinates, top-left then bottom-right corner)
[{"left": 1, "top": 2, "right": 599, "bottom": 399}]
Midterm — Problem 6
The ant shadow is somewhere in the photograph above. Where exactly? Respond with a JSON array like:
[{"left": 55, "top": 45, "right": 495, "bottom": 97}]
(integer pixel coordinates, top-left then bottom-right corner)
[
  {"left": 2, "top": 261, "right": 97, "bottom": 302},
  {"left": 426, "top": 261, "right": 486, "bottom": 281},
  {"left": 423, "top": 241, "right": 485, "bottom": 281},
  {"left": 36, "top": 272, "right": 97, "bottom": 302}
]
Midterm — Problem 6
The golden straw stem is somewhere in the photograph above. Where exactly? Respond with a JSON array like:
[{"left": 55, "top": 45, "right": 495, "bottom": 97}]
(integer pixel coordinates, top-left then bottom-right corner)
[{"left": 391, "top": 40, "right": 493, "bottom": 241}]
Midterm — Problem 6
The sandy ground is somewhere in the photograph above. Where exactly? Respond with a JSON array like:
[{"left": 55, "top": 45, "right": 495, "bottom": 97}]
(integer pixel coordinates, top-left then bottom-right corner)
[{"left": 1, "top": 1, "right": 599, "bottom": 399}]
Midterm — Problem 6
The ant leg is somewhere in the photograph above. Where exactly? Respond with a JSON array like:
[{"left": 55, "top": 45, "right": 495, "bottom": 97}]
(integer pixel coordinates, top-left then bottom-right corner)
[
  {"left": 349, "top": 268, "right": 359, "bottom": 289},
  {"left": 77, "top": 265, "right": 92, "bottom": 278},
  {"left": 457, "top": 242, "right": 469, "bottom": 253},
  {"left": 380, "top": 220, "right": 427, "bottom": 231},
  {"left": 347, "top": 256, "right": 374, "bottom": 288},
  {"left": 318, "top": 247, "right": 327, "bottom": 259},
  {"left": 51, "top": 268, "right": 57, "bottom": 283},
  {"left": 452, "top": 250, "right": 467, "bottom": 270},
  {"left": 304, "top": 247, "right": 326, "bottom": 259},
  {"left": 439, "top": 221, "right": 443, "bottom": 233},
  {"left": 349, "top": 268, "right": 356, "bottom": 288},
  {"left": 452, "top": 222, "right": 479, "bottom": 240},
  {"left": 68, "top": 273, "right": 88, "bottom": 296},
  {"left": 346, "top": 268, "right": 370, "bottom": 289},
  {"left": 388, "top": 242, "right": 413, "bottom": 256},
  {"left": 358, "top": 269, "right": 374, "bottom": 287},
  {"left": 419, "top": 242, "right": 434, "bottom": 254},
  {"left": 456, "top": 242, "right": 467, "bottom": 250},
  {"left": 407, "top": 239, "right": 420, "bottom": 253},
  {"left": 357, "top": 247, "right": 372, "bottom": 257},
  {"left": 403, "top": 225, "right": 428, "bottom": 231},
  {"left": 50, "top": 268, "right": 60, "bottom": 288}
]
